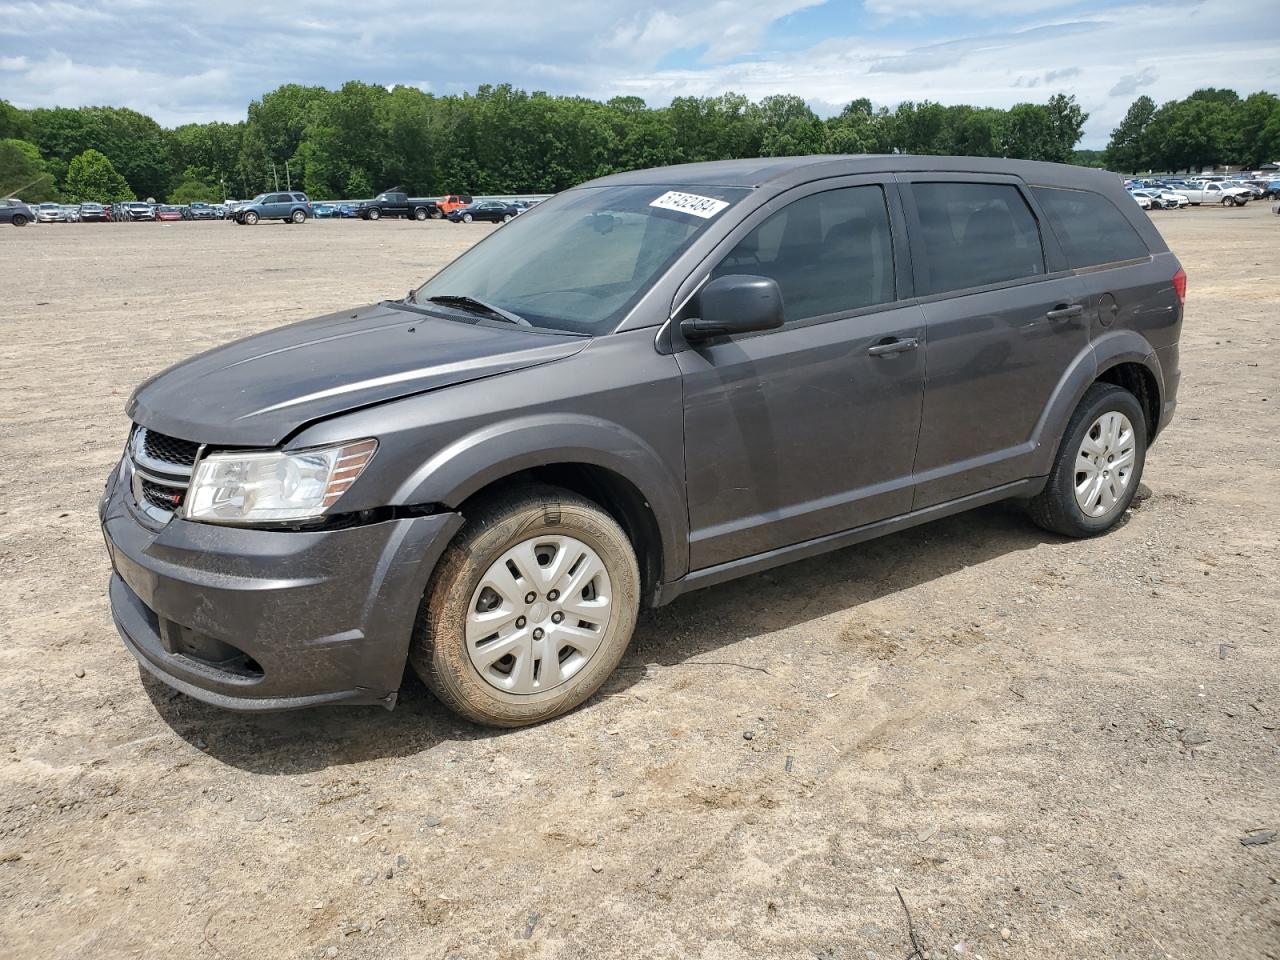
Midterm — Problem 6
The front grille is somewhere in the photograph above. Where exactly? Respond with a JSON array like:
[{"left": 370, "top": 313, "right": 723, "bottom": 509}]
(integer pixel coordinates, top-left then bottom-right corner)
[
  {"left": 142, "top": 429, "right": 199, "bottom": 468},
  {"left": 142, "top": 478, "right": 185, "bottom": 512},
  {"left": 130, "top": 427, "right": 198, "bottom": 521}
]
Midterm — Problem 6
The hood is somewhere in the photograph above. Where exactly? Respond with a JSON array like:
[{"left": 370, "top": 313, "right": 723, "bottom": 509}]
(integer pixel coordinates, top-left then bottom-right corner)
[{"left": 127, "top": 302, "right": 588, "bottom": 447}]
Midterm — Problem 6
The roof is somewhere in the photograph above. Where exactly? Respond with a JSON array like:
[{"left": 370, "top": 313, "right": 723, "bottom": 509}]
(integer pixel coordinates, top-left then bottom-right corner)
[{"left": 584, "top": 154, "right": 1118, "bottom": 192}]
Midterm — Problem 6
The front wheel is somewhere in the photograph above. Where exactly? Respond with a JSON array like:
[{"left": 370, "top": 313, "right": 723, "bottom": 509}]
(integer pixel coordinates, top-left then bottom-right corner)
[
  {"left": 243, "top": 210, "right": 259, "bottom": 225},
  {"left": 501, "top": 214, "right": 513, "bottom": 223},
  {"left": 367, "top": 207, "right": 381, "bottom": 221},
  {"left": 461, "top": 213, "right": 473, "bottom": 223},
  {"left": 11, "top": 214, "right": 27, "bottom": 227},
  {"left": 431, "top": 208, "right": 444, "bottom": 219},
  {"left": 1222, "top": 197, "right": 1235, "bottom": 206},
  {"left": 410, "top": 486, "right": 641, "bottom": 727},
  {"left": 1026, "top": 383, "right": 1147, "bottom": 538}
]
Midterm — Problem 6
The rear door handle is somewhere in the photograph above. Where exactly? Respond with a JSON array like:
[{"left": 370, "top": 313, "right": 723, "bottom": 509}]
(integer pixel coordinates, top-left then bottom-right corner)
[
  {"left": 867, "top": 337, "right": 920, "bottom": 357},
  {"left": 1046, "top": 303, "right": 1084, "bottom": 321}
]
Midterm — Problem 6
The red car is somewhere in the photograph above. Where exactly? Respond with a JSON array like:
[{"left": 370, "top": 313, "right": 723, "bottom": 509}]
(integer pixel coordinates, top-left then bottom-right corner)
[{"left": 156, "top": 205, "right": 184, "bottom": 221}]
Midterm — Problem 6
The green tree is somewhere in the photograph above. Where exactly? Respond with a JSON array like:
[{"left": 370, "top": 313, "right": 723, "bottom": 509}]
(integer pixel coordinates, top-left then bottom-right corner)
[
  {"left": 0, "top": 138, "right": 60, "bottom": 201},
  {"left": 63, "top": 148, "right": 135, "bottom": 202},
  {"left": 1105, "top": 95, "right": 1157, "bottom": 173},
  {"left": 167, "top": 172, "right": 220, "bottom": 204},
  {"left": 0, "top": 100, "right": 32, "bottom": 141}
]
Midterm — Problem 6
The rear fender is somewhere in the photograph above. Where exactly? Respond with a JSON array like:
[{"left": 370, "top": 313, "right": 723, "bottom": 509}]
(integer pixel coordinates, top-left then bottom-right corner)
[{"left": 1027, "top": 329, "right": 1164, "bottom": 476}]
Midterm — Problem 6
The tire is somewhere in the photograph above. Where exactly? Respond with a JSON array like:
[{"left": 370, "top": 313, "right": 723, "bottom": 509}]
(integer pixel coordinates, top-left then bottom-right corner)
[
  {"left": 431, "top": 208, "right": 444, "bottom": 219},
  {"left": 1025, "top": 382, "right": 1147, "bottom": 538},
  {"left": 410, "top": 485, "right": 641, "bottom": 728},
  {"left": 367, "top": 207, "right": 381, "bottom": 221},
  {"left": 11, "top": 214, "right": 27, "bottom": 227},
  {"left": 462, "top": 213, "right": 473, "bottom": 223},
  {"left": 244, "top": 210, "right": 259, "bottom": 225},
  {"left": 501, "top": 214, "right": 513, "bottom": 223},
  {"left": 291, "top": 209, "right": 306, "bottom": 223},
  {"left": 414, "top": 207, "right": 428, "bottom": 221},
  {"left": 1222, "top": 197, "right": 1234, "bottom": 207}
]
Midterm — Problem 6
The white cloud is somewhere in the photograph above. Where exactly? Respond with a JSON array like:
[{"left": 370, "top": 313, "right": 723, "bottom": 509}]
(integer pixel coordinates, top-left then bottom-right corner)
[{"left": 0, "top": 0, "right": 1274, "bottom": 149}]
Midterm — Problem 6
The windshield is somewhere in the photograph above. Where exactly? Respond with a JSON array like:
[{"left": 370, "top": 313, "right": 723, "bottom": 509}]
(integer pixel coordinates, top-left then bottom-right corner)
[{"left": 413, "top": 184, "right": 749, "bottom": 335}]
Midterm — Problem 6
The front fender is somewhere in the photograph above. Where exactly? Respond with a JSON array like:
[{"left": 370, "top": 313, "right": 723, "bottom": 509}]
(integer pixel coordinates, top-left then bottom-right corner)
[
  {"left": 1028, "top": 329, "right": 1164, "bottom": 476},
  {"left": 393, "top": 414, "right": 689, "bottom": 583}
]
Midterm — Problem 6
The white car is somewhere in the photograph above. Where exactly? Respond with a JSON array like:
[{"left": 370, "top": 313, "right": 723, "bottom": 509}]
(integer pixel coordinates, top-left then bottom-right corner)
[
  {"left": 1130, "top": 189, "right": 1188, "bottom": 210},
  {"left": 1177, "top": 181, "right": 1252, "bottom": 206},
  {"left": 35, "top": 202, "right": 65, "bottom": 222},
  {"left": 1128, "top": 191, "right": 1152, "bottom": 210}
]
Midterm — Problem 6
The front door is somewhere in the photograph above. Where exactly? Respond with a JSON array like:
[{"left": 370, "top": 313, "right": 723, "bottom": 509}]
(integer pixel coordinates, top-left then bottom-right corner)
[
  {"left": 899, "top": 177, "right": 1089, "bottom": 508},
  {"left": 677, "top": 179, "right": 927, "bottom": 571}
]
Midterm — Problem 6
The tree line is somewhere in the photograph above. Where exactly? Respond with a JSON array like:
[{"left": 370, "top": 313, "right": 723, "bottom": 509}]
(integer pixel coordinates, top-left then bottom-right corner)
[
  {"left": 5, "top": 81, "right": 1267, "bottom": 205},
  {"left": 1104, "top": 88, "right": 1280, "bottom": 174},
  {"left": 1, "top": 83, "right": 1094, "bottom": 204}
]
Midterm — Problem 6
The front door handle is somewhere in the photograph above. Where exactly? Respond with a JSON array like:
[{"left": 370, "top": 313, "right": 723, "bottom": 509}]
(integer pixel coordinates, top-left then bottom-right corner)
[
  {"left": 867, "top": 337, "right": 920, "bottom": 357},
  {"left": 1046, "top": 303, "right": 1084, "bottom": 321}
]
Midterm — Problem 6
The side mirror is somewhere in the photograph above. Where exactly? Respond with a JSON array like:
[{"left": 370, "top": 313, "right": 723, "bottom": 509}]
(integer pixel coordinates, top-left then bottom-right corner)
[{"left": 681, "top": 274, "right": 784, "bottom": 341}]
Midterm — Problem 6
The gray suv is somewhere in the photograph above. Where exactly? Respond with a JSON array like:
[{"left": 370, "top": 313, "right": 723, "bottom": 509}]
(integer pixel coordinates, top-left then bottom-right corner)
[
  {"left": 101, "top": 156, "right": 1184, "bottom": 726},
  {"left": 233, "top": 191, "right": 312, "bottom": 224}
]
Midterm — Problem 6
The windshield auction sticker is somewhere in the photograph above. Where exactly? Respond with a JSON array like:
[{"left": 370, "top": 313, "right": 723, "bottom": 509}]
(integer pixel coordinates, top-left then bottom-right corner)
[{"left": 649, "top": 191, "right": 730, "bottom": 219}]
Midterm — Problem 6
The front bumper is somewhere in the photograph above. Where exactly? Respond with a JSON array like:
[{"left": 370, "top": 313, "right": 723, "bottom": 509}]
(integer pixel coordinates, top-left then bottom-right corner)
[{"left": 100, "top": 462, "right": 462, "bottom": 711}]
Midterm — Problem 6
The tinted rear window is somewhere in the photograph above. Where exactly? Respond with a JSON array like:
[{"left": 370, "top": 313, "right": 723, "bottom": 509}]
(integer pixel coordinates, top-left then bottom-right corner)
[
  {"left": 1031, "top": 186, "right": 1150, "bottom": 269},
  {"left": 911, "top": 182, "right": 1045, "bottom": 296}
]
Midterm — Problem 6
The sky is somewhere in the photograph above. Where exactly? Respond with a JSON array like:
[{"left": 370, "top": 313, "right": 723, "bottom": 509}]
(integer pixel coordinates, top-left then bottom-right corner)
[{"left": 2, "top": 0, "right": 1277, "bottom": 148}]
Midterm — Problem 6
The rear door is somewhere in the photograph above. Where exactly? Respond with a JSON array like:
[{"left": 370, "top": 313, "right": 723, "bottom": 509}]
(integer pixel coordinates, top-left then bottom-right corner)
[
  {"left": 899, "top": 175, "right": 1087, "bottom": 508},
  {"left": 677, "top": 177, "right": 927, "bottom": 570}
]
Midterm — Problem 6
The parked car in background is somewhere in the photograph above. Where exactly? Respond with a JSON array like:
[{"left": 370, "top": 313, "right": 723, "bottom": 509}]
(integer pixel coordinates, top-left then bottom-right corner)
[
  {"left": 233, "top": 192, "right": 312, "bottom": 225},
  {"left": 36, "top": 203, "right": 66, "bottom": 222},
  {"left": 356, "top": 190, "right": 440, "bottom": 221},
  {"left": 1129, "top": 189, "right": 1188, "bottom": 210},
  {"left": 1129, "top": 192, "right": 1152, "bottom": 210},
  {"left": 447, "top": 199, "right": 520, "bottom": 223},
  {"left": 188, "top": 203, "right": 217, "bottom": 220},
  {"left": 1, "top": 198, "right": 34, "bottom": 226},
  {"left": 100, "top": 155, "right": 1184, "bottom": 727},
  {"left": 77, "top": 202, "right": 109, "bottom": 222},
  {"left": 156, "top": 205, "right": 184, "bottom": 221},
  {"left": 312, "top": 202, "right": 338, "bottom": 218},
  {"left": 436, "top": 194, "right": 473, "bottom": 217},
  {"left": 1177, "top": 181, "right": 1252, "bottom": 206},
  {"left": 61, "top": 205, "right": 83, "bottom": 222},
  {"left": 123, "top": 202, "right": 156, "bottom": 221}
]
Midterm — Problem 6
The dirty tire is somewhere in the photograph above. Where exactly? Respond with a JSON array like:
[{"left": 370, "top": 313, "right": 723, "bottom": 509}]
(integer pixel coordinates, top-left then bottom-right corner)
[
  {"left": 410, "top": 485, "right": 640, "bottom": 727},
  {"left": 291, "top": 209, "right": 306, "bottom": 223},
  {"left": 11, "top": 214, "right": 27, "bottom": 226},
  {"left": 1026, "top": 382, "right": 1147, "bottom": 538},
  {"left": 243, "top": 210, "right": 259, "bottom": 225},
  {"left": 367, "top": 207, "right": 381, "bottom": 221},
  {"left": 414, "top": 207, "right": 428, "bottom": 221}
]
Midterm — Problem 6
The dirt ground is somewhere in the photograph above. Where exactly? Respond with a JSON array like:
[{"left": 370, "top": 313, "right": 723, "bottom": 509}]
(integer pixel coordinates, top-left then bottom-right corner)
[{"left": 1, "top": 205, "right": 1276, "bottom": 960}]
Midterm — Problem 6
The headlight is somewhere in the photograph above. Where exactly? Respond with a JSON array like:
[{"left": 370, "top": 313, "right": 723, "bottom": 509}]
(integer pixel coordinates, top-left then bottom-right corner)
[{"left": 183, "top": 439, "right": 377, "bottom": 524}]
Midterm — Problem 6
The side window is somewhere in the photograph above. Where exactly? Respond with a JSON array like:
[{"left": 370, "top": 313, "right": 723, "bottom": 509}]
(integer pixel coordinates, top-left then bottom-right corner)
[
  {"left": 1030, "top": 186, "right": 1150, "bottom": 269},
  {"left": 711, "top": 185, "right": 896, "bottom": 324},
  {"left": 911, "top": 182, "right": 1045, "bottom": 295}
]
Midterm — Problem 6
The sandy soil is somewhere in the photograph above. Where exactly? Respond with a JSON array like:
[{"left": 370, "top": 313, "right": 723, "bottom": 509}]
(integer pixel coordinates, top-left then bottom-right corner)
[{"left": 0, "top": 207, "right": 1276, "bottom": 960}]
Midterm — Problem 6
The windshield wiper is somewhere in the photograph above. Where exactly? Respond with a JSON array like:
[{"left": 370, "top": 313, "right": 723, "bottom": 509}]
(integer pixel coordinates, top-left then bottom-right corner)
[{"left": 424, "top": 294, "right": 532, "bottom": 328}]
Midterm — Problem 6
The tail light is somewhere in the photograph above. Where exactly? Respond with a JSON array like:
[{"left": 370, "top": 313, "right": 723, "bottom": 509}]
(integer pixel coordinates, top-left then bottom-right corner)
[{"left": 1172, "top": 267, "right": 1187, "bottom": 306}]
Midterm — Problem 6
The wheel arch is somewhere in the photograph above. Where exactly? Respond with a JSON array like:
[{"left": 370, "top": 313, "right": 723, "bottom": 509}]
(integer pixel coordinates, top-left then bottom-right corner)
[
  {"left": 1029, "top": 331, "right": 1166, "bottom": 476},
  {"left": 392, "top": 415, "right": 688, "bottom": 598}
]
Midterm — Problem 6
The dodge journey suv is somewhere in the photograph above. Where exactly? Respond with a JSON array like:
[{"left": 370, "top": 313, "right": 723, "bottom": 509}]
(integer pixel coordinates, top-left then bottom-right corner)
[{"left": 101, "top": 156, "right": 1184, "bottom": 727}]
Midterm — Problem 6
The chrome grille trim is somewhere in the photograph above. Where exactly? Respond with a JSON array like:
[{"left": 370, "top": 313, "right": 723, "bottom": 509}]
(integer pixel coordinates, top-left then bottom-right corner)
[{"left": 128, "top": 427, "right": 202, "bottom": 522}]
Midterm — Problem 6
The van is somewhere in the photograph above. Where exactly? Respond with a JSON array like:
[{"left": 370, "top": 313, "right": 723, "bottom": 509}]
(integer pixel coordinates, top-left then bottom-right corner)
[{"left": 101, "top": 156, "right": 1183, "bottom": 726}]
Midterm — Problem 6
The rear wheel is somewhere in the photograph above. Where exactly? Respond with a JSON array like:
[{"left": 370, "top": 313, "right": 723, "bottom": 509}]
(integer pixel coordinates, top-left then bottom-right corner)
[
  {"left": 410, "top": 486, "right": 640, "bottom": 727},
  {"left": 1026, "top": 383, "right": 1147, "bottom": 538},
  {"left": 414, "top": 207, "right": 428, "bottom": 221},
  {"left": 291, "top": 209, "right": 306, "bottom": 223},
  {"left": 11, "top": 214, "right": 27, "bottom": 227},
  {"left": 502, "top": 214, "right": 513, "bottom": 223}
]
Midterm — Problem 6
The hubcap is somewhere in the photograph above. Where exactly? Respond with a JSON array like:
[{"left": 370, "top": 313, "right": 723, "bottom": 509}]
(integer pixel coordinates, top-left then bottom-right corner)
[
  {"left": 466, "top": 535, "right": 612, "bottom": 696},
  {"left": 1074, "top": 411, "right": 1136, "bottom": 517}
]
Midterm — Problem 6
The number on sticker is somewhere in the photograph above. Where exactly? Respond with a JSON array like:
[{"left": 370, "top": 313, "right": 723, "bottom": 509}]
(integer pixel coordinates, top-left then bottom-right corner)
[{"left": 649, "top": 191, "right": 730, "bottom": 219}]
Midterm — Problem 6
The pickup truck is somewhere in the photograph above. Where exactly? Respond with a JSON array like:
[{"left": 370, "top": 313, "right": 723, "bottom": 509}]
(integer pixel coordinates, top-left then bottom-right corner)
[
  {"left": 1174, "top": 181, "right": 1252, "bottom": 206},
  {"left": 357, "top": 191, "right": 438, "bottom": 221}
]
